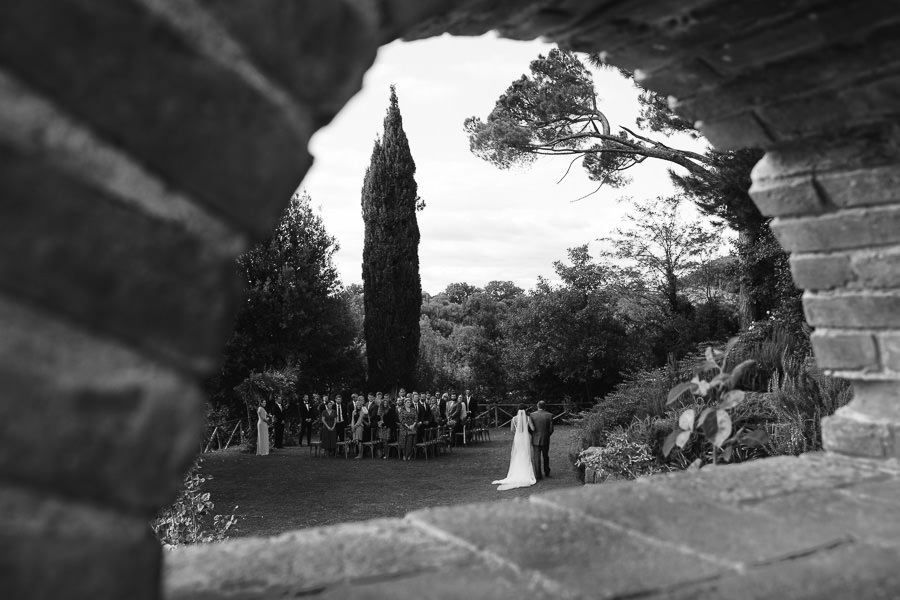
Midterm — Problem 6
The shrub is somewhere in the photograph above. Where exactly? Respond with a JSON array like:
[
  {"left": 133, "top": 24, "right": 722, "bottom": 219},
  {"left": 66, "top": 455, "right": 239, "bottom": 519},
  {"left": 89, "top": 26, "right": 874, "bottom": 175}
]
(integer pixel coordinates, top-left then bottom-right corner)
[
  {"left": 150, "top": 457, "right": 239, "bottom": 548},
  {"left": 575, "top": 427, "right": 660, "bottom": 482}
]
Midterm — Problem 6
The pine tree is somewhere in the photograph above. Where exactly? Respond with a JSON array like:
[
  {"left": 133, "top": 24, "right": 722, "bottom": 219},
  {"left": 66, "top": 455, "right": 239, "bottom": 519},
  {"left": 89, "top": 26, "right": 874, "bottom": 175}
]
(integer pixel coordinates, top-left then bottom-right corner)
[{"left": 361, "top": 86, "right": 422, "bottom": 391}]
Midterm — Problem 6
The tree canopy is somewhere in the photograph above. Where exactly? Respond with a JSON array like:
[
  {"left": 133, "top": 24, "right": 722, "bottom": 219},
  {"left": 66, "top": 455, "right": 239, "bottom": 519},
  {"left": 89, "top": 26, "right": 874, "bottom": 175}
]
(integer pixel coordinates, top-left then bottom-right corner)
[{"left": 361, "top": 86, "right": 423, "bottom": 391}]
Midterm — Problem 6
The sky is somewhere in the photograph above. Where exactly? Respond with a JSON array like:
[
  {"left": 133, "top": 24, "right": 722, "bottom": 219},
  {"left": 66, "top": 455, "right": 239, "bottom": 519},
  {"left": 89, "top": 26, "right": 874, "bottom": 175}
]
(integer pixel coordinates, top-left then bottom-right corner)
[{"left": 298, "top": 33, "right": 707, "bottom": 295}]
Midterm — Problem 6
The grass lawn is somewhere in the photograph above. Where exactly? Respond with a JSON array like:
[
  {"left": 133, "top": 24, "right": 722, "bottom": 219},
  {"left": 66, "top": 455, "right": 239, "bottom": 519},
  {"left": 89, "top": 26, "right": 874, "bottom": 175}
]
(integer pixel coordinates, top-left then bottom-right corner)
[{"left": 202, "top": 424, "right": 583, "bottom": 538}]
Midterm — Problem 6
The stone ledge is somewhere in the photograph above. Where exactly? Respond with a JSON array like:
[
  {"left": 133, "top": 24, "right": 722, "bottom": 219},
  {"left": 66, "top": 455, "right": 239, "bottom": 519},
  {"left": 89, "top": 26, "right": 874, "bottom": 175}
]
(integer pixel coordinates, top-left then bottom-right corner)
[{"left": 165, "top": 453, "right": 900, "bottom": 599}]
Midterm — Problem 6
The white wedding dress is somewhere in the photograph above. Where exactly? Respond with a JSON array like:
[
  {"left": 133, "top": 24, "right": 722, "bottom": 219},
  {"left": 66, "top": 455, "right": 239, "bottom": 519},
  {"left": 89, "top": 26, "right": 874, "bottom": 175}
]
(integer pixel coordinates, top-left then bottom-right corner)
[{"left": 492, "top": 410, "right": 536, "bottom": 491}]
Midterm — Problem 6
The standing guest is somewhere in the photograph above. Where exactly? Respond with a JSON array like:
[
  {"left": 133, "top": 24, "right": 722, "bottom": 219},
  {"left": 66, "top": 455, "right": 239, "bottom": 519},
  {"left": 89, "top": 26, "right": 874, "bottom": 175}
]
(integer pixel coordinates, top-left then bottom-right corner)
[
  {"left": 464, "top": 389, "right": 479, "bottom": 443},
  {"left": 334, "top": 394, "right": 347, "bottom": 442},
  {"left": 457, "top": 392, "right": 467, "bottom": 443},
  {"left": 298, "top": 394, "right": 317, "bottom": 447},
  {"left": 317, "top": 394, "right": 328, "bottom": 415},
  {"left": 270, "top": 395, "right": 285, "bottom": 449},
  {"left": 350, "top": 397, "right": 369, "bottom": 459},
  {"left": 414, "top": 392, "right": 433, "bottom": 443},
  {"left": 256, "top": 399, "right": 271, "bottom": 456},
  {"left": 320, "top": 400, "right": 338, "bottom": 456},
  {"left": 379, "top": 396, "right": 399, "bottom": 459},
  {"left": 397, "top": 397, "right": 417, "bottom": 461},
  {"left": 446, "top": 394, "right": 462, "bottom": 447},
  {"left": 427, "top": 395, "right": 441, "bottom": 425},
  {"left": 438, "top": 393, "right": 448, "bottom": 424}
]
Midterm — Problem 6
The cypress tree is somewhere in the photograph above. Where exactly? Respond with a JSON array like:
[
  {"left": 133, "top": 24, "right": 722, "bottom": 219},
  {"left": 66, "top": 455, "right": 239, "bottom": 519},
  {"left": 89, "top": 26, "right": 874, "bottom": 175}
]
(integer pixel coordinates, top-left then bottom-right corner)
[{"left": 361, "top": 86, "right": 422, "bottom": 391}]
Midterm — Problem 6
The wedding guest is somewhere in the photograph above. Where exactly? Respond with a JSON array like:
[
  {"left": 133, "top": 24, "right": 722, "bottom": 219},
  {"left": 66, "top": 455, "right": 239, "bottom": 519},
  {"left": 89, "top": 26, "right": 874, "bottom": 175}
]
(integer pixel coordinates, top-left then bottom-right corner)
[
  {"left": 427, "top": 395, "right": 441, "bottom": 425},
  {"left": 350, "top": 397, "right": 369, "bottom": 459},
  {"left": 320, "top": 400, "right": 338, "bottom": 456},
  {"left": 446, "top": 394, "right": 462, "bottom": 447},
  {"left": 380, "top": 396, "right": 399, "bottom": 451},
  {"left": 464, "top": 389, "right": 479, "bottom": 443},
  {"left": 438, "top": 393, "right": 448, "bottom": 423},
  {"left": 414, "top": 392, "right": 433, "bottom": 444},
  {"left": 256, "top": 399, "right": 271, "bottom": 456},
  {"left": 334, "top": 394, "right": 348, "bottom": 442},
  {"left": 298, "top": 394, "right": 317, "bottom": 446},
  {"left": 269, "top": 394, "right": 285, "bottom": 449},
  {"left": 397, "top": 397, "right": 417, "bottom": 461}
]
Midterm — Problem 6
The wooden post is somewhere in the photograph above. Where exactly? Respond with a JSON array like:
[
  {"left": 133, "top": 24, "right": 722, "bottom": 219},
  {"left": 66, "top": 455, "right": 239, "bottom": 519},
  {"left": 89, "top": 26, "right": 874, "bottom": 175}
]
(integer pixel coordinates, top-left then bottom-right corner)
[
  {"left": 223, "top": 421, "right": 241, "bottom": 449},
  {"left": 202, "top": 426, "right": 219, "bottom": 453}
]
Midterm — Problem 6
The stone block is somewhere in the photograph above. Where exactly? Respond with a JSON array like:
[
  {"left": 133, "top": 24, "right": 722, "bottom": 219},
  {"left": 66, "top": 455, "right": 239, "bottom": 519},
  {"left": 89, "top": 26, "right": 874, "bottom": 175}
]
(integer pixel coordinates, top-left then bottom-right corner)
[
  {"left": 771, "top": 205, "right": 900, "bottom": 253},
  {"left": 164, "top": 518, "right": 479, "bottom": 599},
  {"left": 803, "top": 292, "right": 900, "bottom": 328},
  {"left": 197, "top": 0, "right": 379, "bottom": 126},
  {"left": 533, "top": 482, "right": 847, "bottom": 566},
  {"left": 0, "top": 0, "right": 312, "bottom": 238},
  {"left": 851, "top": 247, "right": 900, "bottom": 288},
  {"left": 844, "top": 381, "right": 900, "bottom": 421},
  {"left": 0, "top": 484, "right": 160, "bottom": 600},
  {"left": 743, "top": 487, "right": 900, "bottom": 546},
  {"left": 822, "top": 408, "right": 892, "bottom": 458},
  {"left": 749, "top": 174, "right": 825, "bottom": 217},
  {"left": 810, "top": 331, "right": 878, "bottom": 371},
  {"left": 757, "top": 90, "right": 851, "bottom": 143},
  {"left": 0, "top": 296, "right": 203, "bottom": 513},
  {"left": 881, "top": 334, "right": 900, "bottom": 372},
  {"left": 697, "top": 111, "right": 773, "bottom": 150},
  {"left": 817, "top": 165, "right": 900, "bottom": 208},
  {"left": 646, "top": 454, "right": 888, "bottom": 504},
  {"left": 789, "top": 253, "right": 852, "bottom": 290},
  {"left": 407, "top": 498, "right": 724, "bottom": 598},
  {"left": 0, "top": 144, "right": 240, "bottom": 372},
  {"left": 664, "top": 542, "right": 900, "bottom": 600}
]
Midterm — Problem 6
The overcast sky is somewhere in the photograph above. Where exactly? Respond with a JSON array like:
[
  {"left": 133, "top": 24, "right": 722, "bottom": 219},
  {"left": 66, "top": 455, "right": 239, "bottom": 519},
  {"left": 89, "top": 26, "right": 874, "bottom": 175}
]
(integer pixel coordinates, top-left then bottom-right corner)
[{"left": 298, "top": 33, "right": 707, "bottom": 295}]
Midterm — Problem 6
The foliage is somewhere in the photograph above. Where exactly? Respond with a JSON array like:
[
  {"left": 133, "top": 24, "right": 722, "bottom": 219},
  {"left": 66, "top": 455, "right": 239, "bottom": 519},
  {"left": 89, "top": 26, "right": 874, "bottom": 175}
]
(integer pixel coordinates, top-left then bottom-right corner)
[
  {"left": 663, "top": 338, "right": 768, "bottom": 465},
  {"left": 501, "top": 261, "right": 632, "bottom": 403},
  {"left": 465, "top": 49, "right": 716, "bottom": 189},
  {"left": 575, "top": 428, "right": 659, "bottom": 482},
  {"left": 362, "top": 86, "right": 423, "bottom": 391},
  {"left": 214, "top": 191, "right": 361, "bottom": 417},
  {"left": 151, "top": 457, "right": 239, "bottom": 548},
  {"left": 600, "top": 195, "right": 722, "bottom": 314}
]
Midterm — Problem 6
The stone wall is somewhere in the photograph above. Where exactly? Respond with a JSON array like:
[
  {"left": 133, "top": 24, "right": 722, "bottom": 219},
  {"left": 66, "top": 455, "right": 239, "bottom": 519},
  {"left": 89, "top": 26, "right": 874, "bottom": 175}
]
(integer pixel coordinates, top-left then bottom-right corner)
[{"left": 3, "top": 1, "right": 900, "bottom": 598}]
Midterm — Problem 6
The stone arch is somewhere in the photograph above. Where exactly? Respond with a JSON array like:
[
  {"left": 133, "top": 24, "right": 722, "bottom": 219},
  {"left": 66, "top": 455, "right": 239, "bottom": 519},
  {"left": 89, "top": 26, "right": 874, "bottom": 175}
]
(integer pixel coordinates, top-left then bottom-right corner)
[{"left": 3, "top": 1, "right": 899, "bottom": 597}]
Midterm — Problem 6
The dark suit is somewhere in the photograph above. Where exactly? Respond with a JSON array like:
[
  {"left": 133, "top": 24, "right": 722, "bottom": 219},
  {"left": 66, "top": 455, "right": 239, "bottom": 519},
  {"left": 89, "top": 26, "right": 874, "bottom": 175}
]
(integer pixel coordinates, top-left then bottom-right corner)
[
  {"left": 270, "top": 401, "right": 285, "bottom": 448},
  {"left": 334, "top": 398, "right": 350, "bottom": 441},
  {"left": 464, "top": 394, "right": 479, "bottom": 442},
  {"left": 530, "top": 408, "right": 554, "bottom": 479},
  {"left": 298, "top": 401, "right": 317, "bottom": 446},
  {"left": 415, "top": 402, "right": 433, "bottom": 442}
]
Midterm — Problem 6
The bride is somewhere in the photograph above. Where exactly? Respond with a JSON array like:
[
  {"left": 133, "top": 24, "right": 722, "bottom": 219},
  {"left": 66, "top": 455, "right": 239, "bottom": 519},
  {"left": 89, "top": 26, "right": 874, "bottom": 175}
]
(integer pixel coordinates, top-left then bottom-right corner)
[{"left": 492, "top": 404, "right": 536, "bottom": 491}]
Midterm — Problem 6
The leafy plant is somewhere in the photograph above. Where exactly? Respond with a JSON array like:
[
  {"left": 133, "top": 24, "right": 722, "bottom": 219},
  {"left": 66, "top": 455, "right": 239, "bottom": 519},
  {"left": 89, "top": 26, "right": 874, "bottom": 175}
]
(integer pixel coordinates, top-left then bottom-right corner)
[
  {"left": 150, "top": 457, "right": 240, "bottom": 548},
  {"left": 663, "top": 338, "right": 768, "bottom": 464},
  {"left": 576, "top": 427, "right": 660, "bottom": 481}
]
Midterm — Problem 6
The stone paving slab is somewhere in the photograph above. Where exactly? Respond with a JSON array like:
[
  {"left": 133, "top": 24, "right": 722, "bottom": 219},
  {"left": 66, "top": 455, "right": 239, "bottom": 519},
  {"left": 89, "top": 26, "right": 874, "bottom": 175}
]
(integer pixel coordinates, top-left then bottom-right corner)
[
  {"left": 309, "top": 566, "right": 568, "bottom": 600},
  {"left": 658, "top": 542, "right": 900, "bottom": 600},
  {"left": 533, "top": 481, "right": 851, "bottom": 565},
  {"left": 646, "top": 454, "right": 893, "bottom": 504},
  {"left": 164, "top": 518, "right": 479, "bottom": 599},
  {"left": 741, "top": 487, "right": 900, "bottom": 547},
  {"left": 407, "top": 498, "right": 725, "bottom": 599}
]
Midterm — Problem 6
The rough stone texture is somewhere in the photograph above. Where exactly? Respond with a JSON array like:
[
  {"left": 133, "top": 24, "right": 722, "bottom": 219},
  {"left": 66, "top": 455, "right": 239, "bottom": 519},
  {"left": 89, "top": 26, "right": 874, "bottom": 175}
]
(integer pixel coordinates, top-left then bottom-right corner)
[
  {"left": 818, "top": 165, "right": 900, "bottom": 209},
  {"left": 660, "top": 543, "right": 900, "bottom": 600},
  {"left": 165, "top": 454, "right": 900, "bottom": 599},
  {"left": 772, "top": 205, "right": 900, "bottom": 254},
  {"left": 789, "top": 253, "right": 853, "bottom": 290},
  {"left": 882, "top": 333, "right": 900, "bottom": 371},
  {"left": 408, "top": 498, "right": 725, "bottom": 598},
  {"left": 1, "top": 484, "right": 161, "bottom": 600},
  {"left": 851, "top": 246, "right": 900, "bottom": 288},
  {"left": 165, "top": 519, "right": 484, "bottom": 600},
  {"left": 822, "top": 408, "right": 895, "bottom": 458},
  {"left": 810, "top": 330, "right": 878, "bottom": 371},
  {"left": 804, "top": 292, "right": 900, "bottom": 328},
  {"left": 0, "top": 296, "right": 203, "bottom": 512},
  {"left": 532, "top": 482, "right": 847, "bottom": 566},
  {"left": 748, "top": 174, "right": 824, "bottom": 217},
  {"left": 0, "top": 143, "right": 241, "bottom": 373}
]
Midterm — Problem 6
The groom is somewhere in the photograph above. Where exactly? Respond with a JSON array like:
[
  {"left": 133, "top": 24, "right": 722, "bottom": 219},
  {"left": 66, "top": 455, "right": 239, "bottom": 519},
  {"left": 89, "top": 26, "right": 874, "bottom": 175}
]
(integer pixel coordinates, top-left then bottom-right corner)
[{"left": 530, "top": 401, "right": 554, "bottom": 480}]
